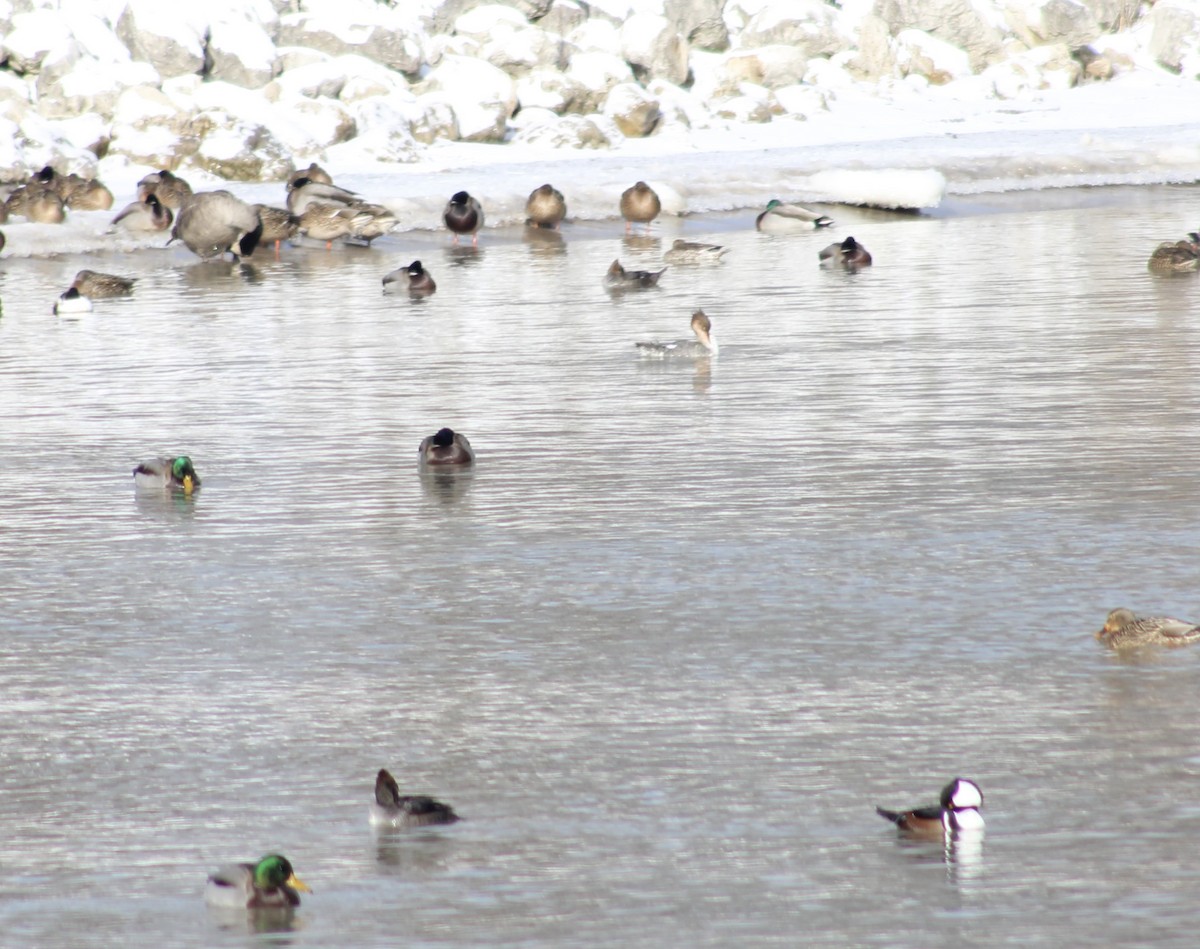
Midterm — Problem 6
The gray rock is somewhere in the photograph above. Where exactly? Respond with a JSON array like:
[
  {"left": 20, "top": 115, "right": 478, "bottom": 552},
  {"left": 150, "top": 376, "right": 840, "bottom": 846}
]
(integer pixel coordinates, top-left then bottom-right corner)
[
  {"left": 184, "top": 111, "right": 294, "bottom": 180},
  {"left": 1026, "top": 0, "right": 1102, "bottom": 47},
  {"left": 876, "top": 0, "right": 1008, "bottom": 70},
  {"left": 207, "top": 18, "right": 278, "bottom": 89},
  {"left": 4, "top": 9, "right": 71, "bottom": 74},
  {"left": 535, "top": 0, "right": 588, "bottom": 37},
  {"left": 515, "top": 67, "right": 591, "bottom": 113},
  {"left": 1149, "top": 0, "right": 1200, "bottom": 74},
  {"left": 277, "top": 13, "right": 423, "bottom": 76},
  {"left": 664, "top": 0, "right": 728, "bottom": 51},
  {"left": 511, "top": 112, "right": 611, "bottom": 148},
  {"left": 847, "top": 14, "right": 896, "bottom": 79},
  {"left": 116, "top": 1, "right": 206, "bottom": 79},
  {"left": 603, "top": 82, "right": 661, "bottom": 136},
  {"left": 740, "top": 0, "right": 841, "bottom": 58},
  {"left": 621, "top": 14, "right": 689, "bottom": 85}
]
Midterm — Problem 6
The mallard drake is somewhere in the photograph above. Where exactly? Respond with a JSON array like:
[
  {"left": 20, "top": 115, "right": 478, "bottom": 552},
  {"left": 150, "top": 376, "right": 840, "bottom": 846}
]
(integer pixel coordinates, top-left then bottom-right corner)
[
  {"left": 876, "top": 778, "right": 984, "bottom": 838},
  {"left": 171, "top": 191, "right": 262, "bottom": 260},
  {"left": 1095, "top": 608, "right": 1200, "bottom": 647},
  {"left": 755, "top": 199, "right": 833, "bottom": 233},
  {"left": 133, "top": 455, "right": 201, "bottom": 494},
  {"left": 663, "top": 239, "right": 729, "bottom": 264},
  {"left": 1148, "top": 234, "right": 1200, "bottom": 273},
  {"left": 369, "top": 768, "right": 460, "bottom": 829},
  {"left": 53, "top": 287, "right": 92, "bottom": 315},
  {"left": 289, "top": 162, "right": 333, "bottom": 188},
  {"left": 418, "top": 428, "right": 475, "bottom": 467},
  {"left": 604, "top": 259, "right": 666, "bottom": 290},
  {"left": 443, "top": 191, "right": 483, "bottom": 245},
  {"left": 383, "top": 260, "right": 436, "bottom": 296},
  {"left": 636, "top": 309, "right": 718, "bottom": 357},
  {"left": 525, "top": 183, "right": 566, "bottom": 229},
  {"left": 137, "top": 170, "right": 193, "bottom": 209},
  {"left": 111, "top": 194, "right": 173, "bottom": 233},
  {"left": 620, "top": 181, "right": 661, "bottom": 233},
  {"left": 819, "top": 236, "right": 872, "bottom": 270},
  {"left": 66, "top": 179, "right": 114, "bottom": 211},
  {"left": 286, "top": 177, "right": 359, "bottom": 215},
  {"left": 205, "top": 854, "right": 311, "bottom": 909},
  {"left": 70, "top": 270, "right": 135, "bottom": 298},
  {"left": 253, "top": 204, "right": 300, "bottom": 252}
]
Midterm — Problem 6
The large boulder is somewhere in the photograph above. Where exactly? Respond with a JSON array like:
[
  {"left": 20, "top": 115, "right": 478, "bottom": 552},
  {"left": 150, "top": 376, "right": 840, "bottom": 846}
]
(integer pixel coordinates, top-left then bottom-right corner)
[
  {"left": 1149, "top": 0, "right": 1200, "bottom": 76},
  {"left": 417, "top": 54, "right": 517, "bottom": 141},
  {"left": 3, "top": 9, "right": 72, "bottom": 74},
  {"left": 510, "top": 112, "right": 612, "bottom": 148},
  {"left": 208, "top": 11, "right": 278, "bottom": 88},
  {"left": 116, "top": 0, "right": 206, "bottom": 79},
  {"left": 892, "top": 29, "right": 972, "bottom": 83},
  {"left": 620, "top": 13, "right": 689, "bottom": 84},
  {"left": 876, "top": 0, "right": 1009, "bottom": 70},
  {"left": 664, "top": 0, "right": 728, "bottom": 50},
  {"left": 602, "top": 82, "right": 661, "bottom": 136},
  {"left": 277, "top": 1, "right": 423, "bottom": 75},
  {"left": 564, "top": 51, "right": 635, "bottom": 112},
  {"left": 739, "top": 1, "right": 841, "bottom": 58},
  {"left": 515, "top": 67, "right": 592, "bottom": 113}
]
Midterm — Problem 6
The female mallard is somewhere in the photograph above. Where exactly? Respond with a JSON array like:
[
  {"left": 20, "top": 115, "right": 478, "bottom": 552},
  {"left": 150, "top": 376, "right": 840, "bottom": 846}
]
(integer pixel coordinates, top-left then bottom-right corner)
[
  {"left": 604, "top": 259, "right": 666, "bottom": 290},
  {"left": 253, "top": 205, "right": 300, "bottom": 252},
  {"left": 1147, "top": 234, "right": 1200, "bottom": 273},
  {"left": 71, "top": 270, "right": 135, "bottom": 298},
  {"left": 663, "top": 239, "right": 729, "bottom": 265},
  {"left": 419, "top": 428, "right": 475, "bottom": 467},
  {"left": 112, "top": 194, "right": 173, "bottom": 233},
  {"left": 133, "top": 456, "right": 201, "bottom": 494},
  {"left": 525, "top": 183, "right": 566, "bottom": 229},
  {"left": 296, "top": 203, "right": 372, "bottom": 248},
  {"left": 383, "top": 260, "right": 436, "bottom": 296},
  {"left": 620, "top": 181, "right": 660, "bottom": 233},
  {"left": 755, "top": 199, "right": 833, "bottom": 233},
  {"left": 819, "top": 236, "right": 872, "bottom": 270},
  {"left": 635, "top": 309, "right": 718, "bottom": 357},
  {"left": 53, "top": 287, "right": 92, "bottom": 315},
  {"left": 285, "top": 177, "right": 360, "bottom": 215},
  {"left": 1095, "top": 608, "right": 1200, "bottom": 648},
  {"left": 137, "top": 169, "right": 193, "bottom": 209},
  {"left": 443, "top": 191, "right": 484, "bottom": 245},
  {"left": 369, "top": 768, "right": 461, "bottom": 829},
  {"left": 171, "top": 191, "right": 262, "bottom": 261},
  {"left": 66, "top": 178, "right": 114, "bottom": 211},
  {"left": 205, "top": 854, "right": 311, "bottom": 909},
  {"left": 27, "top": 189, "right": 66, "bottom": 224}
]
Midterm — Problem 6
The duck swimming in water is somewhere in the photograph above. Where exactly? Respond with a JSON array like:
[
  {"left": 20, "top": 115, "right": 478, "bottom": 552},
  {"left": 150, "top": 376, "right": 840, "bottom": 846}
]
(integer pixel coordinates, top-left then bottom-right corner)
[
  {"left": 443, "top": 191, "right": 484, "bottom": 245},
  {"left": 383, "top": 260, "right": 436, "bottom": 296},
  {"left": 819, "top": 236, "right": 873, "bottom": 270},
  {"left": 1095, "top": 607, "right": 1200, "bottom": 647},
  {"left": 620, "top": 181, "right": 661, "bottom": 234},
  {"left": 876, "top": 778, "right": 984, "bottom": 838},
  {"left": 1147, "top": 234, "right": 1200, "bottom": 273},
  {"left": 369, "top": 768, "right": 461, "bottom": 829},
  {"left": 663, "top": 239, "right": 729, "bottom": 265},
  {"left": 133, "top": 456, "right": 201, "bottom": 494},
  {"left": 635, "top": 309, "right": 718, "bottom": 357},
  {"left": 205, "top": 854, "right": 311, "bottom": 909},
  {"left": 755, "top": 199, "right": 833, "bottom": 233},
  {"left": 418, "top": 428, "right": 475, "bottom": 467},
  {"left": 605, "top": 259, "right": 666, "bottom": 290},
  {"left": 70, "top": 270, "right": 135, "bottom": 298},
  {"left": 53, "top": 287, "right": 92, "bottom": 315}
]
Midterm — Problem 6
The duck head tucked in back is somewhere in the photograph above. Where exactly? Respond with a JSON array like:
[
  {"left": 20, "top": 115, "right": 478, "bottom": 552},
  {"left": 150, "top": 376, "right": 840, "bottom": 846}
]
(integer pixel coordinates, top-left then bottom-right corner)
[
  {"left": 419, "top": 428, "right": 475, "bottom": 467},
  {"left": 1095, "top": 607, "right": 1200, "bottom": 647},
  {"left": 619, "top": 181, "right": 661, "bottom": 234},
  {"left": 819, "top": 236, "right": 873, "bottom": 270},
  {"left": 383, "top": 260, "right": 436, "bottom": 296},
  {"left": 443, "top": 191, "right": 484, "bottom": 245},
  {"left": 525, "top": 183, "right": 567, "bottom": 229},
  {"left": 755, "top": 199, "right": 834, "bottom": 232}
]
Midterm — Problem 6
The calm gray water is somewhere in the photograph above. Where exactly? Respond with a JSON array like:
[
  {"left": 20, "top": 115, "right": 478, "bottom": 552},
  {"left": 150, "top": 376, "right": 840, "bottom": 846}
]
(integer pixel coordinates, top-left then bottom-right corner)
[{"left": 3, "top": 183, "right": 1200, "bottom": 947}]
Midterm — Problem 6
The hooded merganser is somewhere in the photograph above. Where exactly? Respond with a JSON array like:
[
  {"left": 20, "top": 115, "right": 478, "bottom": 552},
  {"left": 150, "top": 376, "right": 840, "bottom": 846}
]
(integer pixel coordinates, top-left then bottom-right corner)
[
  {"left": 369, "top": 768, "right": 460, "bottom": 829},
  {"left": 53, "top": 287, "right": 93, "bottom": 315},
  {"left": 876, "top": 777, "right": 984, "bottom": 836},
  {"left": 1095, "top": 607, "right": 1200, "bottom": 647}
]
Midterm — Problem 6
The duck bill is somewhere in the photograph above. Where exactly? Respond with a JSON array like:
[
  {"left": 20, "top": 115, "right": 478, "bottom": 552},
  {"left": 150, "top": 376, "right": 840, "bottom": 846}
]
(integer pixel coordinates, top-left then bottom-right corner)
[
  {"left": 182, "top": 475, "right": 195, "bottom": 494},
  {"left": 286, "top": 873, "right": 312, "bottom": 894}
]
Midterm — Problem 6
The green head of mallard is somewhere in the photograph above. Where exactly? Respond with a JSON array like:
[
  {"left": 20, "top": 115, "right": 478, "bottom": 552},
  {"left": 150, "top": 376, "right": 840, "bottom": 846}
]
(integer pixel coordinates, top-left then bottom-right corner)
[
  {"left": 170, "top": 456, "right": 200, "bottom": 494},
  {"left": 254, "top": 854, "right": 311, "bottom": 894}
]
